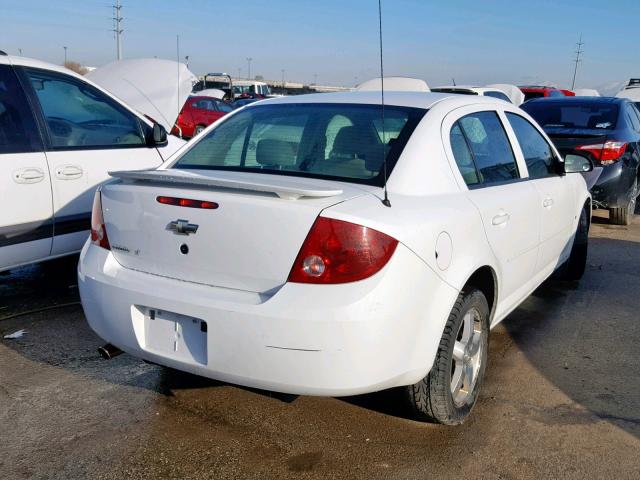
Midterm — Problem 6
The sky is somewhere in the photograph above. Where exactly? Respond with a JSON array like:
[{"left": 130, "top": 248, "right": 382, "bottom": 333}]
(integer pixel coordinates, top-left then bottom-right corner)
[{"left": 0, "top": 0, "right": 638, "bottom": 93}]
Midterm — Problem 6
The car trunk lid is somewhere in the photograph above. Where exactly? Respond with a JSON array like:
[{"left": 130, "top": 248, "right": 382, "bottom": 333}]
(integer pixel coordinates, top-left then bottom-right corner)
[{"left": 101, "top": 169, "right": 367, "bottom": 292}]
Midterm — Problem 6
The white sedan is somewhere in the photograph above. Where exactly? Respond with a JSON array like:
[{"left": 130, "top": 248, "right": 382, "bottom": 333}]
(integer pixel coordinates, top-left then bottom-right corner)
[{"left": 78, "top": 91, "right": 592, "bottom": 424}]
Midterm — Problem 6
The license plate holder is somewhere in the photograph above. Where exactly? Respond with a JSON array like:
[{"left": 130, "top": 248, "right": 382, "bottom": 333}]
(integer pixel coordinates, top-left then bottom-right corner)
[{"left": 144, "top": 308, "right": 207, "bottom": 365}]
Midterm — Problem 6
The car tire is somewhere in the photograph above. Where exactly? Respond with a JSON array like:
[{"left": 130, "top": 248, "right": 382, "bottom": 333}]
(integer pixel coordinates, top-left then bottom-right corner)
[
  {"left": 555, "top": 207, "right": 589, "bottom": 281},
  {"left": 194, "top": 125, "right": 205, "bottom": 136},
  {"left": 403, "top": 288, "right": 489, "bottom": 425},
  {"left": 609, "top": 178, "right": 637, "bottom": 226}
]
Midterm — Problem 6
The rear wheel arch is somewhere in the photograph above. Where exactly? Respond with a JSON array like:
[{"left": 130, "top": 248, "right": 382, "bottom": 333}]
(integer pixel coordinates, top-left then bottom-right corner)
[{"left": 461, "top": 266, "right": 497, "bottom": 323}]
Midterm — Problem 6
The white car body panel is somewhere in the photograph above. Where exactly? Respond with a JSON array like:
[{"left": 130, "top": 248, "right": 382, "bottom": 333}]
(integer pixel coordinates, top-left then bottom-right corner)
[
  {"left": 486, "top": 84, "right": 526, "bottom": 105},
  {"left": 0, "top": 55, "right": 186, "bottom": 272},
  {"left": 78, "top": 91, "right": 591, "bottom": 396},
  {"left": 86, "top": 58, "right": 198, "bottom": 132},
  {"left": 356, "top": 77, "right": 430, "bottom": 92}
]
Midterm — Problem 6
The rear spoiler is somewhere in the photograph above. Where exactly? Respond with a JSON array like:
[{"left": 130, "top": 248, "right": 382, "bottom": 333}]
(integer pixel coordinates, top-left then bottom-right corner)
[{"left": 109, "top": 169, "right": 344, "bottom": 200}]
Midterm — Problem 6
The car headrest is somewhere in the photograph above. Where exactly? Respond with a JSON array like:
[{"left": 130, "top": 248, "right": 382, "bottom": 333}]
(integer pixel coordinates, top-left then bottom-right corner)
[
  {"left": 256, "top": 138, "right": 296, "bottom": 167},
  {"left": 331, "top": 126, "right": 384, "bottom": 171}
]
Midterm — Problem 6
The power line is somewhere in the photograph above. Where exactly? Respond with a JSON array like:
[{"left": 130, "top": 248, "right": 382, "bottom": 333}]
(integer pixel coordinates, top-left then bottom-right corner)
[
  {"left": 571, "top": 34, "right": 583, "bottom": 90},
  {"left": 112, "top": 0, "right": 123, "bottom": 60}
]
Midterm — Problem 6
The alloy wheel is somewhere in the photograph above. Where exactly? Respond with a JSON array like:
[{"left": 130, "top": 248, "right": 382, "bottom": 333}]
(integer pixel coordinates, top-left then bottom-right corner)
[{"left": 451, "top": 307, "right": 483, "bottom": 407}]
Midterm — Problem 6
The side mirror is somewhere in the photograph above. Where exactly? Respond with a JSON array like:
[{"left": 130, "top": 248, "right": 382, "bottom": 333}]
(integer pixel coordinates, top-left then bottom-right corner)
[
  {"left": 564, "top": 153, "right": 593, "bottom": 173},
  {"left": 152, "top": 123, "right": 168, "bottom": 146}
]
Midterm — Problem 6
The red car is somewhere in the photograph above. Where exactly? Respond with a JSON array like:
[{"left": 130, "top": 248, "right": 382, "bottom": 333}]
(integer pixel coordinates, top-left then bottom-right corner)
[
  {"left": 519, "top": 86, "right": 568, "bottom": 102},
  {"left": 172, "top": 96, "right": 233, "bottom": 138}
]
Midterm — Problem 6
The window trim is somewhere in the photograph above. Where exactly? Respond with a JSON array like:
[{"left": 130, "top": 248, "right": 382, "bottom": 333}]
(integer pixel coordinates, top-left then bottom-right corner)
[{"left": 18, "top": 66, "right": 150, "bottom": 152}]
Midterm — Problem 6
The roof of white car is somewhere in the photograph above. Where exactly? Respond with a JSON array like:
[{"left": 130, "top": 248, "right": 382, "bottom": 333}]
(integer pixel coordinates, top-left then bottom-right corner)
[
  {"left": 256, "top": 91, "right": 500, "bottom": 109},
  {"left": 0, "top": 54, "right": 84, "bottom": 79}
]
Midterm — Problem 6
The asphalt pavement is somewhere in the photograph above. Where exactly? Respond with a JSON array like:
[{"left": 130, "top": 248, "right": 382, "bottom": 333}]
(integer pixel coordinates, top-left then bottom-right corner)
[{"left": 1, "top": 209, "right": 639, "bottom": 480}]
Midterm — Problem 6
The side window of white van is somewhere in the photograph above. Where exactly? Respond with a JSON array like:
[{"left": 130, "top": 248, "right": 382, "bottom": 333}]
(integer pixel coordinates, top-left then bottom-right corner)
[
  {"left": 25, "top": 69, "right": 145, "bottom": 149},
  {"left": 0, "top": 65, "right": 42, "bottom": 153}
]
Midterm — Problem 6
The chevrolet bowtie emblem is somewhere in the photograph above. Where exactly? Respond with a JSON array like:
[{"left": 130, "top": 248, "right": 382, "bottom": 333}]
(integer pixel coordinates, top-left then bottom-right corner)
[{"left": 168, "top": 219, "right": 199, "bottom": 235}]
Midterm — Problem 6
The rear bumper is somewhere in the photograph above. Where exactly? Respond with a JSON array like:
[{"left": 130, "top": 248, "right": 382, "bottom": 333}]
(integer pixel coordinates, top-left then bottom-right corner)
[
  {"left": 591, "top": 163, "right": 636, "bottom": 209},
  {"left": 78, "top": 241, "right": 458, "bottom": 396}
]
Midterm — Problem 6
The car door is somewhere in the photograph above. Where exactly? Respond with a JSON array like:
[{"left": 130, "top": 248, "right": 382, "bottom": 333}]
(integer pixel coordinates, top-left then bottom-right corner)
[
  {"left": 444, "top": 108, "right": 541, "bottom": 315},
  {"left": 19, "top": 67, "right": 165, "bottom": 255},
  {"left": 0, "top": 63, "right": 53, "bottom": 271},
  {"left": 504, "top": 112, "right": 576, "bottom": 272}
]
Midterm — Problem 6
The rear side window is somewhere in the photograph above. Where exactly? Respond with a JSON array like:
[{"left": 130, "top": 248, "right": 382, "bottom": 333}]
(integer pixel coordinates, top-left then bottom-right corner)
[
  {"left": 451, "top": 111, "right": 519, "bottom": 186},
  {"left": 522, "top": 101, "right": 619, "bottom": 130},
  {"left": 450, "top": 123, "right": 479, "bottom": 186},
  {"left": 0, "top": 65, "right": 42, "bottom": 153},
  {"left": 506, "top": 113, "right": 558, "bottom": 179},
  {"left": 625, "top": 104, "right": 640, "bottom": 131},
  {"left": 173, "top": 103, "right": 425, "bottom": 186},
  {"left": 25, "top": 68, "right": 145, "bottom": 149}
]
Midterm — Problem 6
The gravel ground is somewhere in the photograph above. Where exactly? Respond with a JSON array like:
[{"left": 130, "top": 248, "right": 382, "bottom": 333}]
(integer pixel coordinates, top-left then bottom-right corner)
[{"left": 1, "top": 209, "right": 639, "bottom": 480}]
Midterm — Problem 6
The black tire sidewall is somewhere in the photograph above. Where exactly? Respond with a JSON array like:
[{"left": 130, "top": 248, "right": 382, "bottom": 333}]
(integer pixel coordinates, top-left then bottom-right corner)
[{"left": 428, "top": 289, "right": 490, "bottom": 424}]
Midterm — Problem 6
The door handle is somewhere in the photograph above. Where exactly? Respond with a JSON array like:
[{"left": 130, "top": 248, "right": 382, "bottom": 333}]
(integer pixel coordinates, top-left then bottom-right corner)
[
  {"left": 543, "top": 197, "right": 554, "bottom": 208},
  {"left": 13, "top": 167, "right": 45, "bottom": 184},
  {"left": 491, "top": 212, "right": 510, "bottom": 226},
  {"left": 55, "top": 164, "right": 84, "bottom": 180}
]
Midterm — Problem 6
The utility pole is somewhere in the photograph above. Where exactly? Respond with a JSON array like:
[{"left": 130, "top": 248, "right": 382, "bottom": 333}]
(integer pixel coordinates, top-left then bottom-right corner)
[
  {"left": 281, "top": 69, "right": 285, "bottom": 89},
  {"left": 571, "top": 34, "right": 584, "bottom": 90},
  {"left": 113, "top": 0, "right": 123, "bottom": 60},
  {"left": 63, "top": 46, "right": 67, "bottom": 64},
  {"left": 246, "top": 57, "right": 252, "bottom": 80},
  {"left": 237, "top": 67, "right": 242, "bottom": 79},
  {"left": 313, "top": 73, "right": 318, "bottom": 85}
]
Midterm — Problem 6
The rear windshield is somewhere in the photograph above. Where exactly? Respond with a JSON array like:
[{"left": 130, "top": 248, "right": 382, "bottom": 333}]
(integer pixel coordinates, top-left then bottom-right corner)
[
  {"left": 522, "top": 101, "right": 619, "bottom": 130},
  {"left": 173, "top": 103, "right": 426, "bottom": 186}
]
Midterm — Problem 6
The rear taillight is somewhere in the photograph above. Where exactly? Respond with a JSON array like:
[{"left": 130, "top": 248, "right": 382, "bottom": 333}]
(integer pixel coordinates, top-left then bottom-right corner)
[
  {"left": 90, "top": 190, "right": 110, "bottom": 250},
  {"left": 576, "top": 141, "right": 627, "bottom": 165},
  {"left": 288, "top": 217, "right": 398, "bottom": 284}
]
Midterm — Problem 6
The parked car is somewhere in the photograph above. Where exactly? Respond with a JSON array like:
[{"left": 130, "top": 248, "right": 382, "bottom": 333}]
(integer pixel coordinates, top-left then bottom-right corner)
[
  {"left": 431, "top": 86, "right": 513, "bottom": 103},
  {"left": 172, "top": 96, "right": 233, "bottom": 138},
  {"left": 615, "top": 79, "right": 640, "bottom": 110},
  {"left": 0, "top": 54, "right": 185, "bottom": 272},
  {"left": 519, "top": 86, "right": 567, "bottom": 102},
  {"left": 232, "top": 80, "right": 271, "bottom": 99},
  {"left": 231, "top": 97, "right": 262, "bottom": 109},
  {"left": 79, "top": 91, "right": 591, "bottom": 425},
  {"left": 522, "top": 97, "right": 640, "bottom": 224}
]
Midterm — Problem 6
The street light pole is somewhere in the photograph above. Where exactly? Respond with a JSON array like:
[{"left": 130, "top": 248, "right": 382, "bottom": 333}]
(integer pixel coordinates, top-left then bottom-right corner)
[
  {"left": 238, "top": 67, "right": 242, "bottom": 79},
  {"left": 281, "top": 69, "right": 285, "bottom": 90},
  {"left": 63, "top": 46, "right": 67, "bottom": 64},
  {"left": 246, "top": 57, "right": 252, "bottom": 80}
]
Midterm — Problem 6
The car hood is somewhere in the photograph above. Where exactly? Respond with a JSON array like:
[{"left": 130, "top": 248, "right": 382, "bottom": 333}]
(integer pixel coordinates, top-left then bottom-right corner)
[
  {"left": 86, "top": 58, "right": 197, "bottom": 131},
  {"left": 486, "top": 84, "right": 525, "bottom": 106}
]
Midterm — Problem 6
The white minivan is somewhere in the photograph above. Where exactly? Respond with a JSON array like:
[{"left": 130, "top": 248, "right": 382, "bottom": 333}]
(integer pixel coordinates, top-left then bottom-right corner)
[{"left": 0, "top": 54, "right": 184, "bottom": 272}]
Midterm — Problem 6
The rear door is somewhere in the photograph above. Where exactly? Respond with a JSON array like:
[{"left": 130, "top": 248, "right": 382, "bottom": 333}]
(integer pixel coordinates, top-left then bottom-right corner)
[
  {"left": 19, "top": 67, "right": 165, "bottom": 256},
  {"left": 0, "top": 63, "right": 53, "bottom": 270},
  {"left": 504, "top": 112, "right": 576, "bottom": 271},
  {"left": 445, "top": 108, "right": 540, "bottom": 312}
]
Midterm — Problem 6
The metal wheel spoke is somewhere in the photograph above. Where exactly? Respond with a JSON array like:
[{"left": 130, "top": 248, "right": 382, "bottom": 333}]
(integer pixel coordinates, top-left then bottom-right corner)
[
  {"left": 451, "top": 366, "right": 463, "bottom": 397},
  {"left": 462, "top": 312, "right": 473, "bottom": 342},
  {"left": 453, "top": 341, "right": 465, "bottom": 363},
  {"left": 468, "top": 332, "right": 481, "bottom": 357},
  {"left": 464, "top": 362, "right": 475, "bottom": 390}
]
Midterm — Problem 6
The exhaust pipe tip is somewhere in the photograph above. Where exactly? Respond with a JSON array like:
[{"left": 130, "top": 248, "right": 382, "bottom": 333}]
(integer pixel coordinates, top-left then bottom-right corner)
[{"left": 98, "top": 343, "right": 123, "bottom": 360}]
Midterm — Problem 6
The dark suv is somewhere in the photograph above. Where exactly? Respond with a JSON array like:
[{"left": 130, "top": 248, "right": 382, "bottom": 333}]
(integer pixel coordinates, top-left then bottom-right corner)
[{"left": 522, "top": 97, "right": 640, "bottom": 225}]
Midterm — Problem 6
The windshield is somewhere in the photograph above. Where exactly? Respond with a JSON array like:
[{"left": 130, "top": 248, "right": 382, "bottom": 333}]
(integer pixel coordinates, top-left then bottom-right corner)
[
  {"left": 173, "top": 103, "right": 425, "bottom": 186},
  {"left": 522, "top": 101, "right": 619, "bottom": 130}
]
